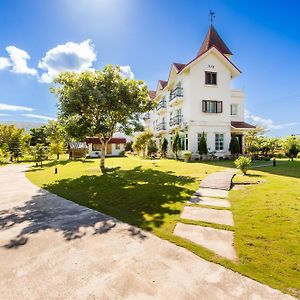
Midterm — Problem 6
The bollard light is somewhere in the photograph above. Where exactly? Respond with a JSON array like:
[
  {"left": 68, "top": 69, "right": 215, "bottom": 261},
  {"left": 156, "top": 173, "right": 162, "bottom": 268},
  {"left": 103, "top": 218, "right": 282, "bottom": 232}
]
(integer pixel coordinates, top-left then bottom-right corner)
[
  {"left": 55, "top": 167, "right": 58, "bottom": 174},
  {"left": 272, "top": 158, "right": 276, "bottom": 167}
]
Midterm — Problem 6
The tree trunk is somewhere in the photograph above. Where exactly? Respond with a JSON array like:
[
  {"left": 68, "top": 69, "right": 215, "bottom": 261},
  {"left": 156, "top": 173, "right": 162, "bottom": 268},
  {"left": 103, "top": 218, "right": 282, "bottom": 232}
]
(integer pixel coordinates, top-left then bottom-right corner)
[
  {"left": 57, "top": 153, "right": 60, "bottom": 160},
  {"left": 100, "top": 142, "right": 107, "bottom": 172}
]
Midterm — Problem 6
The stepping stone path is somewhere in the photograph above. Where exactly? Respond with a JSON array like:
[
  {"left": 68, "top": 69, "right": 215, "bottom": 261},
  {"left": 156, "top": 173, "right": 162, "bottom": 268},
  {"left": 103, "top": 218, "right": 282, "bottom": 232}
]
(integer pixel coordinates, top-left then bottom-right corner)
[
  {"left": 181, "top": 206, "right": 234, "bottom": 226},
  {"left": 174, "top": 223, "right": 237, "bottom": 260},
  {"left": 174, "top": 169, "right": 238, "bottom": 260}
]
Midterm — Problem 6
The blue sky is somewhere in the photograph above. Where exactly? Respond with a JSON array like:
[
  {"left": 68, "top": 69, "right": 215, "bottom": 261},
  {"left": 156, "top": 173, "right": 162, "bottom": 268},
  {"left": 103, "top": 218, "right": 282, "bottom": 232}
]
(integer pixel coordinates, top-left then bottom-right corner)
[{"left": 0, "top": 0, "right": 299, "bottom": 136}]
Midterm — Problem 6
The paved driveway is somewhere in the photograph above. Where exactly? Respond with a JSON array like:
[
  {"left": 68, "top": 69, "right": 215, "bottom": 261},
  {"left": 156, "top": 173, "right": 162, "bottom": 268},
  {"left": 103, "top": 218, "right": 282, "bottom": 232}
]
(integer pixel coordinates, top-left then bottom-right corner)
[{"left": 0, "top": 165, "right": 294, "bottom": 300}]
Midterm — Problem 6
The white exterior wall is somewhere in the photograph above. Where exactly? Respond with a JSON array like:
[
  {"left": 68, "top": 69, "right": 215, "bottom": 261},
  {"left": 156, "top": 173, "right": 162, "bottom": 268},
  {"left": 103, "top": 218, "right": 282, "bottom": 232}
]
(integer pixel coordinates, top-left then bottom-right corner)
[
  {"left": 88, "top": 143, "right": 125, "bottom": 157},
  {"left": 147, "top": 49, "right": 246, "bottom": 158}
]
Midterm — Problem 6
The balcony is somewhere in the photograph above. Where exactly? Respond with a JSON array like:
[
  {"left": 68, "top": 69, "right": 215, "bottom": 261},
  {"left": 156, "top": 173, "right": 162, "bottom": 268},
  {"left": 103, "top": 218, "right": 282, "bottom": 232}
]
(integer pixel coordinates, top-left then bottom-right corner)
[
  {"left": 143, "top": 112, "right": 151, "bottom": 120},
  {"left": 157, "top": 100, "right": 167, "bottom": 113},
  {"left": 169, "top": 115, "right": 183, "bottom": 127},
  {"left": 156, "top": 122, "right": 167, "bottom": 132},
  {"left": 169, "top": 87, "right": 183, "bottom": 105}
]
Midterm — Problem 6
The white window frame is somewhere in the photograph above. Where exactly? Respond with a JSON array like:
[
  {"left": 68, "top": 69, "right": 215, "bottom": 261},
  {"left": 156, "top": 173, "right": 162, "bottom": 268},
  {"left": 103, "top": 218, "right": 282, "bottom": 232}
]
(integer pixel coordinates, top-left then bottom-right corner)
[
  {"left": 215, "top": 133, "right": 225, "bottom": 151},
  {"left": 231, "top": 104, "right": 238, "bottom": 116}
]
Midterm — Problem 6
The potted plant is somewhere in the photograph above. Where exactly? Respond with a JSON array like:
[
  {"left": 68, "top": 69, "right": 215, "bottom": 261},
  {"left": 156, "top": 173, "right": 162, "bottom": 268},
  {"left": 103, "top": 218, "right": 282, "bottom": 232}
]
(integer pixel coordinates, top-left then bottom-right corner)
[{"left": 182, "top": 150, "right": 192, "bottom": 162}]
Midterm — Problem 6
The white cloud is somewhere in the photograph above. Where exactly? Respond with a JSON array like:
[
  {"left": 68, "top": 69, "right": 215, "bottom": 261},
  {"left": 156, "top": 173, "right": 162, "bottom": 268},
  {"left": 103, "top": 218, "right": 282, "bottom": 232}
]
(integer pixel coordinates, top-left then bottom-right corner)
[
  {"left": 0, "top": 113, "right": 10, "bottom": 117},
  {"left": 245, "top": 110, "right": 298, "bottom": 130},
  {"left": 120, "top": 65, "right": 134, "bottom": 79},
  {"left": 22, "top": 113, "right": 56, "bottom": 121},
  {"left": 0, "top": 103, "right": 34, "bottom": 112},
  {"left": 38, "top": 39, "right": 96, "bottom": 83},
  {"left": 6, "top": 46, "right": 37, "bottom": 75},
  {"left": 0, "top": 57, "right": 11, "bottom": 70}
]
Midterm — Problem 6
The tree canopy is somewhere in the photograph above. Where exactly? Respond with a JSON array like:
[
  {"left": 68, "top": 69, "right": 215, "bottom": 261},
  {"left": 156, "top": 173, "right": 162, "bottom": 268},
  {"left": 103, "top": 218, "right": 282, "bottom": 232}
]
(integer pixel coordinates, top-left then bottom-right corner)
[{"left": 51, "top": 65, "right": 154, "bottom": 170}]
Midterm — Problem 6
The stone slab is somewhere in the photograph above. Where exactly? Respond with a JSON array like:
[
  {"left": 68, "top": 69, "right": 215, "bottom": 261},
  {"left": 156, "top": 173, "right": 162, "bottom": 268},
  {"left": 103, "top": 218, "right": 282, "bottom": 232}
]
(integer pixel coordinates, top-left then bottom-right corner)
[
  {"left": 181, "top": 206, "right": 234, "bottom": 226},
  {"left": 189, "top": 196, "right": 230, "bottom": 208},
  {"left": 200, "top": 170, "right": 236, "bottom": 191},
  {"left": 174, "top": 223, "right": 237, "bottom": 261},
  {"left": 195, "top": 188, "right": 228, "bottom": 199}
]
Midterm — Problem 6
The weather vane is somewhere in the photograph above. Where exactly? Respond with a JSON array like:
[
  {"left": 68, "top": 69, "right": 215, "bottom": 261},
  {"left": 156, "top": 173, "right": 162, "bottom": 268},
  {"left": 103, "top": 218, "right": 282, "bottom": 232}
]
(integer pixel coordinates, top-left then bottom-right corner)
[{"left": 209, "top": 10, "right": 215, "bottom": 25}]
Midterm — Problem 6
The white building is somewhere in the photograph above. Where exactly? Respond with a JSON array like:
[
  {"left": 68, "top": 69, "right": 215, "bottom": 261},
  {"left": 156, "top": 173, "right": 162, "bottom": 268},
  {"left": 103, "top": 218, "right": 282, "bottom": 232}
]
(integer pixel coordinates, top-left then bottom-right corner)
[{"left": 145, "top": 25, "right": 255, "bottom": 158}]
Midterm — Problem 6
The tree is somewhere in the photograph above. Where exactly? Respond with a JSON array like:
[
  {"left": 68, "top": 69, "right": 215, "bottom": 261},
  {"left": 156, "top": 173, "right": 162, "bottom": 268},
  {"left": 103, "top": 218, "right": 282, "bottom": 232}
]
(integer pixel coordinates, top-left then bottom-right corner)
[
  {"left": 244, "top": 126, "right": 265, "bottom": 154},
  {"left": 132, "top": 130, "right": 153, "bottom": 155},
  {"left": 31, "top": 144, "right": 49, "bottom": 168},
  {"left": 46, "top": 121, "right": 66, "bottom": 159},
  {"left": 284, "top": 136, "right": 300, "bottom": 161},
  {"left": 172, "top": 131, "right": 181, "bottom": 159},
  {"left": 0, "top": 125, "right": 29, "bottom": 162},
  {"left": 51, "top": 65, "right": 153, "bottom": 171},
  {"left": 0, "top": 143, "right": 9, "bottom": 163},
  {"left": 29, "top": 126, "right": 49, "bottom": 146},
  {"left": 229, "top": 135, "right": 240, "bottom": 158},
  {"left": 125, "top": 141, "right": 133, "bottom": 152},
  {"left": 147, "top": 139, "right": 158, "bottom": 157},
  {"left": 198, "top": 132, "right": 208, "bottom": 159},
  {"left": 160, "top": 138, "right": 168, "bottom": 158},
  {"left": 234, "top": 156, "right": 252, "bottom": 175}
]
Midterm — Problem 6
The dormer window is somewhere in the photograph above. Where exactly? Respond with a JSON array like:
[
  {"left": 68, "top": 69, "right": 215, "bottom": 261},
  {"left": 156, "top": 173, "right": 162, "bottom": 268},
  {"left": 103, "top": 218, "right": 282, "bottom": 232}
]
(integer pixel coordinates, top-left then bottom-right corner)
[{"left": 205, "top": 71, "right": 217, "bottom": 85}]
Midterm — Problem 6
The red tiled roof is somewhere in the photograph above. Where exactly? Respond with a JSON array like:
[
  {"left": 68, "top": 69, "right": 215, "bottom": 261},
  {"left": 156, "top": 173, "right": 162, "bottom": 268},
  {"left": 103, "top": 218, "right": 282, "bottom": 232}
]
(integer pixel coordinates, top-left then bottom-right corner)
[
  {"left": 149, "top": 90, "right": 156, "bottom": 100},
  {"left": 86, "top": 137, "right": 126, "bottom": 144},
  {"left": 197, "top": 25, "right": 232, "bottom": 57},
  {"left": 173, "top": 63, "right": 186, "bottom": 73},
  {"left": 231, "top": 121, "right": 256, "bottom": 129},
  {"left": 158, "top": 80, "right": 168, "bottom": 89}
]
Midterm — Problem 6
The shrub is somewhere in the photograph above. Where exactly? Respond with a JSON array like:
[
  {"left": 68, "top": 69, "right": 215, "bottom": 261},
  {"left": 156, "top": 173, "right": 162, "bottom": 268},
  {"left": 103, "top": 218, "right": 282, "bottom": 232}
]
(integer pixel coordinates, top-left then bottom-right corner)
[
  {"left": 229, "top": 135, "right": 240, "bottom": 157},
  {"left": 147, "top": 139, "right": 158, "bottom": 157},
  {"left": 119, "top": 150, "right": 125, "bottom": 157},
  {"left": 172, "top": 131, "right": 181, "bottom": 159},
  {"left": 160, "top": 138, "right": 168, "bottom": 158},
  {"left": 234, "top": 156, "right": 252, "bottom": 175},
  {"left": 198, "top": 132, "right": 207, "bottom": 158}
]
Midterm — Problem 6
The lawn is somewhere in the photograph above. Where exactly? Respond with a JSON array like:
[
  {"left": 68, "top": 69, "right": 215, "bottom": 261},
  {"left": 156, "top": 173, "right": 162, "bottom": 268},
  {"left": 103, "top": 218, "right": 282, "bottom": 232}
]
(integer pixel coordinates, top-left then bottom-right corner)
[{"left": 26, "top": 156, "right": 300, "bottom": 297}]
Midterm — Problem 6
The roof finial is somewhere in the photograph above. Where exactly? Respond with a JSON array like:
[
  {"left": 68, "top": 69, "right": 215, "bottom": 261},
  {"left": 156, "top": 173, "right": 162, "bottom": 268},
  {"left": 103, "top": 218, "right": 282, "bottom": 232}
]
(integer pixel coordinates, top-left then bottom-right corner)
[{"left": 209, "top": 10, "right": 215, "bottom": 26}]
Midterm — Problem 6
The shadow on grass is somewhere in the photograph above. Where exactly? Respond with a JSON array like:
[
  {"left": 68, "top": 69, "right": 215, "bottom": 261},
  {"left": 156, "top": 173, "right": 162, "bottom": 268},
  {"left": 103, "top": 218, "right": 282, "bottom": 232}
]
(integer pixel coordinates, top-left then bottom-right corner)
[
  {"left": 43, "top": 166, "right": 195, "bottom": 231},
  {"left": 1, "top": 167, "right": 195, "bottom": 249}
]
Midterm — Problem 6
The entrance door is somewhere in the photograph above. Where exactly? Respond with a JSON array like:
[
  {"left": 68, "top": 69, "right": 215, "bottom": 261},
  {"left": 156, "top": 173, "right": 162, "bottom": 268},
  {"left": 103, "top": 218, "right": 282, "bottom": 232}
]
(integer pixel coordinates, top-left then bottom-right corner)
[{"left": 106, "top": 143, "right": 112, "bottom": 155}]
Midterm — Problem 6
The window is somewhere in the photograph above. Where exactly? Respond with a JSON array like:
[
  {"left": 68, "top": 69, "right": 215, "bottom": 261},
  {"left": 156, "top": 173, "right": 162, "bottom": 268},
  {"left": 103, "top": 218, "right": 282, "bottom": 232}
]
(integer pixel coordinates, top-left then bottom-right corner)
[
  {"left": 115, "top": 143, "right": 121, "bottom": 150},
  {"left": 202, "top": 100, "right": 222, "bottom": 113},
  {"left": 205, "top": 72, "right": 217, "bottom": 85},
  {"left": 92, "top": 143, "right": 101, "bottom": 151},
  {"left": 231, "top": 104, "right": 238, "bottom": 116},
  {"left": 215, "top": 134, "right": 224, "bottom": 151}
]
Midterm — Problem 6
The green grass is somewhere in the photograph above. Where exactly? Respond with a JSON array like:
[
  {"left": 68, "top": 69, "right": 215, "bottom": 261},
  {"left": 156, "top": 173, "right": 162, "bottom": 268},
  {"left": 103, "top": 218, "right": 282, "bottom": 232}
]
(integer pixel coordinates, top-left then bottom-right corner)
[{"left": 26, "top": 156, "right": 300, "bottom": 297}]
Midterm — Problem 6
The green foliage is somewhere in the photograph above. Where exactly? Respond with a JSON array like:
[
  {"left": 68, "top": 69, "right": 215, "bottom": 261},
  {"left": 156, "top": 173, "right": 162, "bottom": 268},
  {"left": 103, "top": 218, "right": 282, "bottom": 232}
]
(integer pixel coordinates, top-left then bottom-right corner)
[
  {"left": 198, "top": 132, "right": 208, "bottom": 157},
  {"left": 30, "top": 143, "right": 49, "bottom": 167},
  {"left": 46, "top": 121, "right": 66, "bottom": 159},
  {"left": 234, "top": 156, "right": 252, "bottom": 175},
  {"left": 283, "top": 136, "right": 300, "bottom": 160},
  {"left": 125, "top": 141, "right": 133, "bottom": 152},
  {"left": 133, "top": 130, "right": 153, "bottom": 155},
  {"left": 0, "top": 143, "right": 9, "bottom": 163},
  {"left": 229, "top": 135, "right": 240, "bottom": 156},
  {"left": 51, "top": 65, "right": 154, "bottom": 169},
  {"left": 0, "top": 124, "right": 29, "bottom": 161},
  {"left": 160, "top": 138, "right": 168, "bottom": 157},
  {"left": 30, "top": 126, "right": 49, "bottom": 146},
  {"left": 172, "top": 131, "right": 181, "bottom": 159},
  {"left": 147, "top": 139, "right": 158, "bottom": 157}
]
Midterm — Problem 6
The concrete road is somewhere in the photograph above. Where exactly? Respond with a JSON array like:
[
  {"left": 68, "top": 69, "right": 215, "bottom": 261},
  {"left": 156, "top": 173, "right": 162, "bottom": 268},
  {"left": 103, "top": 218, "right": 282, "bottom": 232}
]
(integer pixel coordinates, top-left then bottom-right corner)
[{"left": 0, "top": 165, "right": 294, "bottom": 300}]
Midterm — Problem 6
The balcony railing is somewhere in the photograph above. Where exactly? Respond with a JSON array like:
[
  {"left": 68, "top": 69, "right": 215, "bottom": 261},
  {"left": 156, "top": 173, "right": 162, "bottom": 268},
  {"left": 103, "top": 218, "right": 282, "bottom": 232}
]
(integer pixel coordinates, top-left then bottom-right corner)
[
  {"left": 169, "top": 115, "right": 183, "bottom": 127},
  {"left": 169, "top": 87, "right": 183, "bottom": 102},
  {"left": 156, "top": 122, "right": 167, "bottom": 131},
  {"left": 143, "top": 112, "right": 150, "bottom": 120},
  {"left": 157, "top": 100, "right": 167, "bottom": 111}
]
